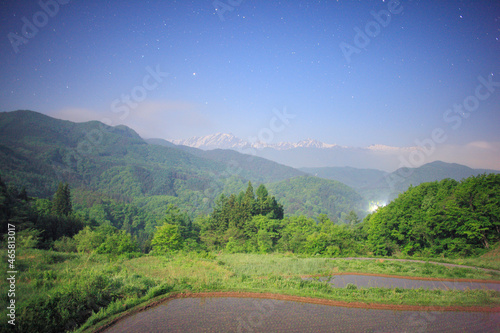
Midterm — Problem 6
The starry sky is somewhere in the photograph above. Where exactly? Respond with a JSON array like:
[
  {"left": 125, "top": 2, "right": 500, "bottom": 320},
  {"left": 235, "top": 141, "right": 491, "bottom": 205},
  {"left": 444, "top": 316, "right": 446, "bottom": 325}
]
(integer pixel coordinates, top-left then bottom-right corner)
[{"left": 0, "top": 0, "right": 499, "bottom": 168}]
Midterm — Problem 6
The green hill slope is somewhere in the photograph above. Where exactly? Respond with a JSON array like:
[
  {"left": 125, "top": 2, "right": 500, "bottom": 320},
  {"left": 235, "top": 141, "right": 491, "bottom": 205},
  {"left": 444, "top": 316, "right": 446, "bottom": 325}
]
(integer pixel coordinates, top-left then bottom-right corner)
[
  {"left": 352, "top": 161, "right": 500, "bottom": 203},
  {"left": 0, "top": 110, "right": 304, "bottom": 215},
  {"left": 300, "top": 166, "right": 385, "bottom": 189},
  {"left": 267, "top": 175, "right": 366, "bottom": 221},
  {"left": 365, "top": 173, "right": 500, "bottom": 256}
]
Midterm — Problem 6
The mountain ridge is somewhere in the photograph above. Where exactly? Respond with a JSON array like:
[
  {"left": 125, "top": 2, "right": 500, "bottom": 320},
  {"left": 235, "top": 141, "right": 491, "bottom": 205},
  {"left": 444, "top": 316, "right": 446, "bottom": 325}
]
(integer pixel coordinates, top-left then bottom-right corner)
[
  {"left": 3, "top": 110, "right": 363, "bottom": 220},
  {"left": 0, "top": 110, "right": 302, "bottom": 198},
  {"left": 301, "top": 161, "right": 500, "bottom": 205},
  {"left": 169, "top": 132, "right": 429, "bottom": 170},
  {"left": 171, "top": 132, "right": 410, "bottom": 152}
]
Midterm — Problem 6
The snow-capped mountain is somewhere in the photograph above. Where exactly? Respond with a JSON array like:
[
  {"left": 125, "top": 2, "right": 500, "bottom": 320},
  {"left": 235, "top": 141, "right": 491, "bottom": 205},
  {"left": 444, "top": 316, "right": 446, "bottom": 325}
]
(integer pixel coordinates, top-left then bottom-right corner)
[
  {"left": 170, "top": 133, "right": 420, "bottom": 171},
  {"left": 172, "top": 134, "right": 341, "bottom": 151},
  {"left": 295, "top": 139, "right": 339, "bottom": 149},
  {"left": 171, "top": 133, "right": 248, "bottom": 150}
]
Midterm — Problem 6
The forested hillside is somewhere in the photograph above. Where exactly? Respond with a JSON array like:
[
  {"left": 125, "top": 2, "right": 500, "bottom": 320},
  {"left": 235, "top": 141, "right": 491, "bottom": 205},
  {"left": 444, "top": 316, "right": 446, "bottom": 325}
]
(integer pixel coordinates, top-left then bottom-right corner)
[
  {"left": 300, "top": 166, "right": 385, "bottom": 189},
  {"left": 0, "top": 177, "right": 366, "bottom": 258},
  {"left": 3, "top": 111, "right": 498, "bottom": 260},
  {"left": 373, "top": 161, "right": 500, "bottom": 200},
  {"left": 365, "top": 173, "right": 500, "bottom": 257},
  {"left": 267, "top": 176, "right": 366, "bottom": 220},
  {"left": 0, "top": 110, "right": 304, "bottom": 196},
  {"left": 0, "top": 110, "right": 363, "bottom": 222},
  {"left": 5, "top": 171, "right": 498, "bottom": 261},
  {"left": 302, "top": 161, "right": 500, "bottom": 204}
]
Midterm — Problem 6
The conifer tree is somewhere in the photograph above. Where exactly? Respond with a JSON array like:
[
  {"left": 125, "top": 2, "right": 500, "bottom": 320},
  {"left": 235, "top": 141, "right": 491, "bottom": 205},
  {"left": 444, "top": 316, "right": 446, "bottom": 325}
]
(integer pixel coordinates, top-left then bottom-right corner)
[
  {"left": 53, "top": 182, "right": 72, "bottom": 216},
  {"left": 255, "top": 184, "right": 268, "bottom": 215},
  {"left": 242, "top": 181, "right": 256, "bottom": 216}
]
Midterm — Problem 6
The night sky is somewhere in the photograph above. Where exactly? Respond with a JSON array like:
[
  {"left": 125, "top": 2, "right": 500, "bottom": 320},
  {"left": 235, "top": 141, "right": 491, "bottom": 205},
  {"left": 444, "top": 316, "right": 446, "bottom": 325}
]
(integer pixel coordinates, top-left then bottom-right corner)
[{"left": 0, "top": 0, "right": 499, "bottom": 168}]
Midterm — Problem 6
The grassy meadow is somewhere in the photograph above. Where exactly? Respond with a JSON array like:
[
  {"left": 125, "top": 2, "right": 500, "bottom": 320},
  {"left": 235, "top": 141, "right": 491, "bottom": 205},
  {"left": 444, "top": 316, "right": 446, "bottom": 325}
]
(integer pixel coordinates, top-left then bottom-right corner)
[{"left": 1, "top": 248, "right": 499, "bottom": 333}]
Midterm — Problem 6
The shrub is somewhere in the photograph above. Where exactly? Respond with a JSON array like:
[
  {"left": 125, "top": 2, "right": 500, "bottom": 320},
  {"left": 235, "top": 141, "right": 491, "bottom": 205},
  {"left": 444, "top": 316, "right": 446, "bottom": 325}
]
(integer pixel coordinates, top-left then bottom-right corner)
[
  {"left": 151, "top": 223, "right": 183, "bottom": 254},
  {"left": 53, "top": 236, "right": 77, "bottom": 252},
  {"left": 14, "top": 273, "right": 115, "bottom": 333}
]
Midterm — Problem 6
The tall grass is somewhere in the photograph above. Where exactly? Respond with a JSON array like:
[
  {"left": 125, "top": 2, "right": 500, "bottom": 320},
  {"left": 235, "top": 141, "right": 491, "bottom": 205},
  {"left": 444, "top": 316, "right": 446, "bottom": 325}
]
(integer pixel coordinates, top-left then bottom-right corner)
[{"left": 219, "top": 253, "right": 500, "bottom": 280}]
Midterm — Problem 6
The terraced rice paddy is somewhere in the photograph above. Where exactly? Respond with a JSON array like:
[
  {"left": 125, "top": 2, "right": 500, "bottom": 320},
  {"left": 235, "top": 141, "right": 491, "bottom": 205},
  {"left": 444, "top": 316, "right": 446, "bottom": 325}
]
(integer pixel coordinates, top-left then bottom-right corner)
[
  {"left": 97, "top": 258, "right": 500, "bottom": 333},
  {"left": 103, "top": 296, "right": 500, "bottom": 333},
  {"left": 308, "top": 274, "right": 500, "bottom": 291}
]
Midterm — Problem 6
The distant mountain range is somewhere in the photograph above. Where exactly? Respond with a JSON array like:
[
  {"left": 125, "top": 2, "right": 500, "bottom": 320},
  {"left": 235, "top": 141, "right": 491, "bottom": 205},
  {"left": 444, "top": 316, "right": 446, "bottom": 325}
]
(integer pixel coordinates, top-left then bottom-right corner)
[
  {"left": 2, "top": 110, "right": 498, "bottom": 220},
  {"left": 0, "top": 110, "right": 361, "bottom": 220},
  {"left": 171, "top": 133, "right": 341, "bottom": 150},
  {"left": 170, "top": 133, "right": 419, "bottom": 171},
  {"left": 301, "top": 161, "right": 500, "bottom": 203},
  {"left": 0, "top": 111, "right": 302, "bottom": 197}
]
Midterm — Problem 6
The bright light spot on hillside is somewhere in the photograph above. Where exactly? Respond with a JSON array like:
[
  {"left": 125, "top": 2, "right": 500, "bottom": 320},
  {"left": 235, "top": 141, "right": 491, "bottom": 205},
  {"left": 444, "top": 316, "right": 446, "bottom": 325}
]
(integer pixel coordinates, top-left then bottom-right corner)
[{"left": 368, "top": 201, "right": 387, "bottom": 213}]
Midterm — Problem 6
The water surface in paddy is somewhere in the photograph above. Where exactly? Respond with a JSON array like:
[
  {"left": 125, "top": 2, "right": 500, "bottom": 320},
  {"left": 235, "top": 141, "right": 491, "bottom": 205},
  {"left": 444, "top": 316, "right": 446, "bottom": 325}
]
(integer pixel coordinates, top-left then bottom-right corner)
[
  {"left": 104, "top": 297, "right": 500, "bottom": 333},
  {"left": 317, "top": 275, "right": 500, "bottom": 291}
]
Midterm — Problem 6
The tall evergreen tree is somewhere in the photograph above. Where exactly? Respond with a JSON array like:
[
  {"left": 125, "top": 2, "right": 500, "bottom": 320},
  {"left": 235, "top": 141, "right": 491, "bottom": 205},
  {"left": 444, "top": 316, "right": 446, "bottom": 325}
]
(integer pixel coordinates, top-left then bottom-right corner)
[
  {"left": 53, "top": 182, "right": 72, "bottom": 216},
  {"left": 255, "top": 184, "right": 269, "bottom": 215},
  {"left": 244, "top": 182, "right": 255, "bottom": 202},
  {"left": 256, "top": 184, "right": 268, "bottom": 202},
  {"left": 242, "top": 181, "right": 256, "bottom": 218}
]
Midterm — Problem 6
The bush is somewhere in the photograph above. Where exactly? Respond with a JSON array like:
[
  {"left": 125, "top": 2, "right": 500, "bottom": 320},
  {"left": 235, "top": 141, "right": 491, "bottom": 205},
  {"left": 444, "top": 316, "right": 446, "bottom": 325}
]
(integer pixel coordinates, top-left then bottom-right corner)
[
  {"left": 53, "top": 236, "right": 77, "bottom": 252},
  {"left": 324, "top": 245, "right": 340, "bottom": 257},
  {"left": 225, "top": 237, "right": 246, "bottom": 253},
  {"left": 73, "top": 225, "right": 138, "bottom": 255},
  {"left": 13, "top": 228, "right": 42, "bottom": 249},
  {"left": 13, "top": 273, "right": 115, "bottom": 333},
  {"left": 151, "top": 223, "right": 183, "bottom": 254}
]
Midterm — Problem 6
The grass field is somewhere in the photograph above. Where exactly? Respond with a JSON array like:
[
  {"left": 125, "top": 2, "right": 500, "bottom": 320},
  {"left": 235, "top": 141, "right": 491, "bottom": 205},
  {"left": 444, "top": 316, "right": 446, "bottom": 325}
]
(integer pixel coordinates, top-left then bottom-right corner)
[
  {"left": 218, "top": 253, "right": 500, "bottom": 280},
  {"left": 1, "top": 249, "right": 499, "bottom": 332}
]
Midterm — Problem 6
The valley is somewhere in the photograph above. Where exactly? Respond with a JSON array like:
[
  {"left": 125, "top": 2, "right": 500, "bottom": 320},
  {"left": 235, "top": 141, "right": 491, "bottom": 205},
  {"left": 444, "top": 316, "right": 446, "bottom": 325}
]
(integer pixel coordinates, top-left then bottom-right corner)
[{"left": 1, "top": 110, "right": 499, "bottom": 332}]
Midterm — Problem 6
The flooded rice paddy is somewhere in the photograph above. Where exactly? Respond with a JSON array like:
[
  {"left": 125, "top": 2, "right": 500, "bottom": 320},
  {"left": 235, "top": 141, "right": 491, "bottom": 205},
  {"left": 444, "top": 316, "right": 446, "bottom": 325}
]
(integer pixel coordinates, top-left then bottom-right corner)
[
  {"left": 104, "top": 296, "right": 500, "bottom": 333},
  {"left": 312, "top": 274, "right": 500, "bottom": 291},
  {"left": 103, "top": 274, "right": 500, "bottom": 332}
]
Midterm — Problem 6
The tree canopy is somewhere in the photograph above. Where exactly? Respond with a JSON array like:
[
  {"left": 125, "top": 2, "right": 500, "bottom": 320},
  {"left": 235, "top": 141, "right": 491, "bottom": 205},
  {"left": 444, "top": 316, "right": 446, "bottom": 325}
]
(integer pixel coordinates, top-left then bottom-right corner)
[{"left": 365, "top": 174, "right": 500, "bottom": 257}]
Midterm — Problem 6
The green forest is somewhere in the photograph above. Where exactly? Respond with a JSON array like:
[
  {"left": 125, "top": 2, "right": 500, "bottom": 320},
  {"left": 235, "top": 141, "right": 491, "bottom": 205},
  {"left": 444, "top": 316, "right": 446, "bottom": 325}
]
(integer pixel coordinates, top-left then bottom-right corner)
[
  {"left": 1, "top": 169, "right": 500, "bottom": 332},
  {"left": 366, "top": 173, "right": 500, "bottom": 257},
  {"left": 2, "top": 173, "right": 499, "bottom": 259},
  {"left": 0, "top": 110, "right": 364, "bottom": 221}
]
